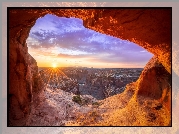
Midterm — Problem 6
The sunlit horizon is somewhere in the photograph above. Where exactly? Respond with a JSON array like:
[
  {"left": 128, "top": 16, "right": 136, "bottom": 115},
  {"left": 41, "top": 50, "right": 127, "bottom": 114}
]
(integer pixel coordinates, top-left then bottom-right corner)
[
  {"left": 36, "top": 60, "right": 146, "bottom": 68},
  {"left": 27, "top": 14, "right": 153, "bottom": 68}
]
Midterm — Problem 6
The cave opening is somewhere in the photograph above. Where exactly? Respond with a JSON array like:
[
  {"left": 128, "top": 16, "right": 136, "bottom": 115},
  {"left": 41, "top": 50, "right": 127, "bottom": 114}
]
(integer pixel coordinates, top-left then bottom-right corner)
[
  {"left": 9, "top": 8, "right": 171, "bottom": 126},
  {"left": 26, "top": 13, "right": 153, "bottom": 100}
]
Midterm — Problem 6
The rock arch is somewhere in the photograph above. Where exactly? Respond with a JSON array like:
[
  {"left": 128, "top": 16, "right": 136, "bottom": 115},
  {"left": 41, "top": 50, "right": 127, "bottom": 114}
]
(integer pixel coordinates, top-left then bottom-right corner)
[{"left": 8, "top": 8, "right": 171, "bottom": 126}]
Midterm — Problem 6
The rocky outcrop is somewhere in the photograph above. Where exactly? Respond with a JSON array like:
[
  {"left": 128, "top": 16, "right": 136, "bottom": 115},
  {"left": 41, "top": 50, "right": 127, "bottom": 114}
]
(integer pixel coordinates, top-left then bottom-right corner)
[
  {"left": 8, "top": 9, "right": 171, "bottom": 126},
  {"left": 28, "top": 54, "right": 44, "bottom": 94},
  {"left": 137, "top": 56, "right": 171, "bottom": 113},
  {"left": 9, "top": 42, "right": 43, "bottom": 125},
  {"left": 9, "top": 40, "right": 31, "bottom": 125}
]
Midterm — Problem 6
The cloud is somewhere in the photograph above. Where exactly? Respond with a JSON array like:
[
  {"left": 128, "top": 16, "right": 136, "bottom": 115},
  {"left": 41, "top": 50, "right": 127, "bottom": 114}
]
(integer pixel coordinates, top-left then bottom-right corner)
[
  {"left": 27, "top": 14, "right": 153, "bottom": 68},
  {"left": 140, "top": 50, "right": 147, "bottom": 52},
  {"left": 57, "top": 53, "right": 93, "bottom": 59}
]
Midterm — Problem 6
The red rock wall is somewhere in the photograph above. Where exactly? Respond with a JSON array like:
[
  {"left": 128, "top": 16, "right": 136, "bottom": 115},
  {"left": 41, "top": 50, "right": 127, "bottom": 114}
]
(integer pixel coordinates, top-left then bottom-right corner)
[
  {"left": 137, "top": 56, "right": 171, "bottom": 113},
  {"left": 9, "top": 10, "right": 45, "bottom": 125},
  {"left": 8, "top": 9, "right": 171, "bottom": 126}
]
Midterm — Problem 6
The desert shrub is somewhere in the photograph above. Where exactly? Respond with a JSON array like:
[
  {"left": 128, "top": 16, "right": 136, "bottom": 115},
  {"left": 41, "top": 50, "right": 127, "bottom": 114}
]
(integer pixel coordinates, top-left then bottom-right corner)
[
  {"left": 92, "top": 102, "right": 101, "bottom": 108},
  {"left": 72, "top": 95, "right": 82, "bottom": 105},
  {"left": 92, "top": 102, "right": 100, "bottom": 106}
]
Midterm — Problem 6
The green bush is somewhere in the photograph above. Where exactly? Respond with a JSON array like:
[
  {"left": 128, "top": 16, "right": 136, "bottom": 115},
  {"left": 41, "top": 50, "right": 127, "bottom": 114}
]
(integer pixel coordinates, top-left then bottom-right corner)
[
  {"left": 92, "top": 102, "right": 100, "bottom": 107},
  {"left": 72, "top": 95, "right": 82, "bottom": 105}
]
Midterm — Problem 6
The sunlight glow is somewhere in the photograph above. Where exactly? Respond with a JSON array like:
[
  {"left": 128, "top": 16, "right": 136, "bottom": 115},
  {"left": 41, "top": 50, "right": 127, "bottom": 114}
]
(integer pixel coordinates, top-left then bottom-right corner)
[
  {"left": 27, "top": 14, "right": 153, "bottom": 68},
  {"left": 52, "top": 63, "right": 57, "bottom": 68}
]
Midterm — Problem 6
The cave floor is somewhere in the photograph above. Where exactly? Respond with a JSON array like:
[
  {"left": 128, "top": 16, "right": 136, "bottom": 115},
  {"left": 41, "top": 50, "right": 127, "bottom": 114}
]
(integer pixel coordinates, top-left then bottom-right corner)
[{"left": 26, "top": 83, "right": 170, "bottom": 126}]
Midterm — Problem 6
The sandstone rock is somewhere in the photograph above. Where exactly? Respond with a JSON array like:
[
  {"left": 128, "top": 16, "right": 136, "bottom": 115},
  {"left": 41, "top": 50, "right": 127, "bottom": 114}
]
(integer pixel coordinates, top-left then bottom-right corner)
[{"left": 137, "top": 56, "right": 171, "bottom": 112}]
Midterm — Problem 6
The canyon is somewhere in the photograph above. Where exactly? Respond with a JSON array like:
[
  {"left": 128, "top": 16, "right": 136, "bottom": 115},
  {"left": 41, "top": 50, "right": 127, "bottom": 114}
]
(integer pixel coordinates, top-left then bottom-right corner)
[{"left": 8, "top": 8, "right": 171, "bottom": 126}]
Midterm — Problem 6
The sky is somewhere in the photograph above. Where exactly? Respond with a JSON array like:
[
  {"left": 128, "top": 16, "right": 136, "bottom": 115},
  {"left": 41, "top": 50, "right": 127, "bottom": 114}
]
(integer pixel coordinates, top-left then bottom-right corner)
[{"left": 26, "top": 14, "right": 153, "bottom": 68}]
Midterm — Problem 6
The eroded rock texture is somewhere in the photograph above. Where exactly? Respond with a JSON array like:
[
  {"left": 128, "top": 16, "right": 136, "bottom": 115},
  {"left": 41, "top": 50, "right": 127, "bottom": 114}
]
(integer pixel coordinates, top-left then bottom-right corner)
[
  {"left": 8, "top": 8, "right": 171, "bottom": 126},
  {"left": 137, "top": 56, "right": 171, "bottom": 113}
]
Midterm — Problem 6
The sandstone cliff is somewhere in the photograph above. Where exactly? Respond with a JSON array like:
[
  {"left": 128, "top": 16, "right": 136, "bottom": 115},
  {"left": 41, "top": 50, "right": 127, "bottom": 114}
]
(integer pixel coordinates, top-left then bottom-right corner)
[{"left": 9, "top": 43, "right": 43, "bottom": 125}]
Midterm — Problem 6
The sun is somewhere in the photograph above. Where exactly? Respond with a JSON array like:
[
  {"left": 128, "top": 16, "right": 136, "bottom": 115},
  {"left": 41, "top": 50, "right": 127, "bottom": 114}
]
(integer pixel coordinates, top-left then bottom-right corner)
[{"left": 52, "top": 63, "right": 57, "bottom": 68}]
